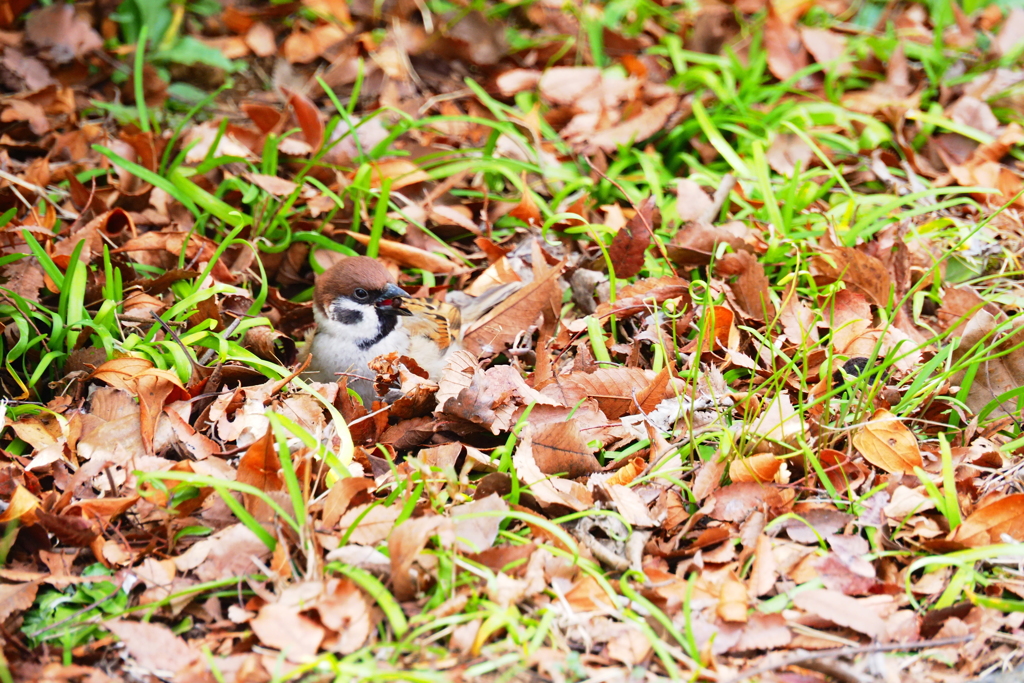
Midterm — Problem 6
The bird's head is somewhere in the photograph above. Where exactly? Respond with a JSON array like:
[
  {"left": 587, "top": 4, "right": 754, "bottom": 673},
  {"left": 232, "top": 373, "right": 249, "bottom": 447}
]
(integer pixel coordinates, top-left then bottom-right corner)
[{"left": 313, "top": 257, "right": 412, "bottom": 346}]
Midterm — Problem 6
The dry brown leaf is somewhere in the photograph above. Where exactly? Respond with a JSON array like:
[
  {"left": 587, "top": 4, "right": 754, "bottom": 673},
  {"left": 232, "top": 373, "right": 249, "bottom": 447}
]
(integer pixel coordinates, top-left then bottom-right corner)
[
  {"left": 250, "top": 602, "right": 325, "bottom": 660},
  {"left": 717, "top": 579, "right": 749, "bottom": 623},
  {"left": 604, "top": 197, "right": 654, "bottom": 279},
  {"left": 587, "top": 97, "right": 680, "bottom": 153},
  {"left": 791, "top": 589, "right": 885, "bottom": 637},
  {"left": 389, "top": 515, "right": 447, "bottom": 601},
  {"left": 247, "top": 173, "right": 299, "bottom": 196},
  {"left": 950, "top": 494, "right": 1024, "bottom": 547},
  {"left": 717, "top": 250, "right": 776, "bottom": 323},
  {"left": 24, "top": 4, "right": 102, "bottom": 62},
  {"left": 800, "top": 27, "right": 850, "bottom": 75},
  {"left": 812, "top": 245, "right": 892, "bottom": 308},
  {"left": 666, "top": 221, "right": 756, "bottom": 267},
  {"left": 322, "top": 477, "right": 375, "bottom": 528},
  {"left": 283, "top": 86, "right": 324, "bottom": 152},
  {"left": 0, "top": 485, "right": 40, "bottom": 524},
  {"left": 106, "top": 620, "right": 198, "bottom": 674},
  {"left": 236, "top": 428, "right": 283, "bottom": 523},
  {"left": 0, "top": 581, "right": 39, "bottom": 623},
  {"left": 852, "top": 409, "right": 923, "bottom": 475},
  {"left": 245, "top": 22, "right": 277, "bottom": 57},
  {"left": 729, "top": 454, "right": 781, "bottom": 484},
  {"left": 462, "top": 259, "right": 564, "bottom": 356},
  {"left": 173, "top": 524, "right": 271, "bottom": 582},
  {"left": 512, "top": 428, "right": 593, "bottom": 512},
  {"left": 318, "top": 578, "right": 373, "bottom": 654},
  {"left": 764, "top": 11, "right": 810, "bottom": 81},
  {"left": 531, "top": 420, "right": 602, "bottom": 479},
  {"left": 596, "top": 276, "right": 691, "bottom": 319},
  {"left": 364, "top": 158, "right": 431, "bottom": 189},
  {"left": 338, "top": 504, "right": 401, "bottom": 545},
  {"left": 343, "top": 231, "right": 458, "bottom": 274},
  {"left": 451, "top": 493, "right": 507, "bottom": 553},
  {"left": 541, "top": 367, "right": 655, "bottom": 420},
  {"left": 950, "top": 310, "right": 1024, "bottom": 417}
]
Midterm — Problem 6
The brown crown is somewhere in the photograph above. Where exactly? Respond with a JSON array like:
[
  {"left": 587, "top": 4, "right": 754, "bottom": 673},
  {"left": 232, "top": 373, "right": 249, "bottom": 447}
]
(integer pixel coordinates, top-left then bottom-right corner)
[{"left": 314, "top": 256, "right": 395, "bottom": 311}]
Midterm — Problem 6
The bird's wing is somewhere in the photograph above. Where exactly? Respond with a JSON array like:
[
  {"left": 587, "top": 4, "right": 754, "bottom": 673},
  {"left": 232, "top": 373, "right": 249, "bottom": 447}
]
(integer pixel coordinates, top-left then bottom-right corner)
[{"left": 402, "top": 298, "right": 462, "bottom": 350}]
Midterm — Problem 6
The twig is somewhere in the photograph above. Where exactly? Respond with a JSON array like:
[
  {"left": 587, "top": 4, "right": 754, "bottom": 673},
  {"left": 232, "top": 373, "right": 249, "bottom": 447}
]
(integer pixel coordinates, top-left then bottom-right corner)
[
  {"left": 26, "top": 572, "right": 137, "bottom": 639},
  {"left": 198, "top": 315, "right": 245, "bottom": 366},
  {"left": 721, "top": 635, "right": 974, "bottom": 683},
  {"left": 149, "top": 311, "right": 204, "bottom": 376},
  {"left": 700, "top": 173, "right": 736, "bottom": 224}
]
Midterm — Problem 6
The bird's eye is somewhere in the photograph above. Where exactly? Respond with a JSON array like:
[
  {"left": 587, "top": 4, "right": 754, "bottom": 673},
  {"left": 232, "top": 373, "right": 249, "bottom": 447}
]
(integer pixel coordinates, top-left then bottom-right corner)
[{"left": 353, "top": 288, "right": 369, "bottom": 301}]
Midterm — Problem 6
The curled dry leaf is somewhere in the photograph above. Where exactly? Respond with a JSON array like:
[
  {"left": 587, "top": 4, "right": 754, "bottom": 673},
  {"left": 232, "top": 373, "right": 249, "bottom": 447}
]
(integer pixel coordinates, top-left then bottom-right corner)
[
  {"left": 729, "top": 453, "right": 781, "bottom": 484},
  {"left": 950, "top": 494, "right": 1024, "bottom": 547},
  {"left": 343, "top": 231, "right": 458, "bottom": 274},
  {"left": 852, "top": 409, "right": 923, "bottom": 475},
  {"left": 606, "top": 457, "right": 645, "bottom": 487}
]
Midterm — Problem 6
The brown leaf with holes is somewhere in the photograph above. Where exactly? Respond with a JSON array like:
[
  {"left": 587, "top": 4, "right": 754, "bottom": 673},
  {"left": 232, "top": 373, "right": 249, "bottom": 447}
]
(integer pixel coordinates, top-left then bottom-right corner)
[{"left": 852, "top": 409, "right": 923, "bottom": 474}]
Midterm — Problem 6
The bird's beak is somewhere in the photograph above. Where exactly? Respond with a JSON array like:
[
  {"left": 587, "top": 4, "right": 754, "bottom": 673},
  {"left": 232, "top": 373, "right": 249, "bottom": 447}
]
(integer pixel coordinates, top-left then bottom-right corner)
[{"left": 375, "top": 283, "right": 413, "bottom": 316}]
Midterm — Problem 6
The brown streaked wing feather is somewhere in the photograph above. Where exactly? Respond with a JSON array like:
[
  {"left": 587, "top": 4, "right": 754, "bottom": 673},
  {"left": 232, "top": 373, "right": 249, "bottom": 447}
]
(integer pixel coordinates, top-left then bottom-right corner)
[{"left": 402, "top": 298, "right": 461, "bottom": 349}]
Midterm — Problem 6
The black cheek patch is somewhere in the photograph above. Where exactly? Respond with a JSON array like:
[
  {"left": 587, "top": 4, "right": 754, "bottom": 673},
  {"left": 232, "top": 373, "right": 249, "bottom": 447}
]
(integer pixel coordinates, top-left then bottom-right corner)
[{"left": 335, "top": 309, "right": 363, "bottom": 325}]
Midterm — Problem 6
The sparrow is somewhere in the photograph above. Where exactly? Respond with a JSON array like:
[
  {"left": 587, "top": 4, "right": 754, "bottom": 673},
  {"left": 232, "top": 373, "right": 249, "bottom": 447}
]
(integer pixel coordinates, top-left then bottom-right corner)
[{"left": 302, "top": 256, "right": 461, "bottom": 405}]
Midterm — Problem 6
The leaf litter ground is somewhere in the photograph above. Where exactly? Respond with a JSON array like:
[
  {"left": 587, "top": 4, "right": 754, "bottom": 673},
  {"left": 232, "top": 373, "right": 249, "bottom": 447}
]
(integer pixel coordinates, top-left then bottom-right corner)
[{"left": 2, "top": 1, "right": 1024, "bottom": 682}]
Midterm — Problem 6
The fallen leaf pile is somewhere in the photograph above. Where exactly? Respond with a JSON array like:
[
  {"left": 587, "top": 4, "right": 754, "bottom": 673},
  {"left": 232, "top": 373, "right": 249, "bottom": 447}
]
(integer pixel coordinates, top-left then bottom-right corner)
[{"left": 2, "top": 1, "right": 1024, "bottom": 682}]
